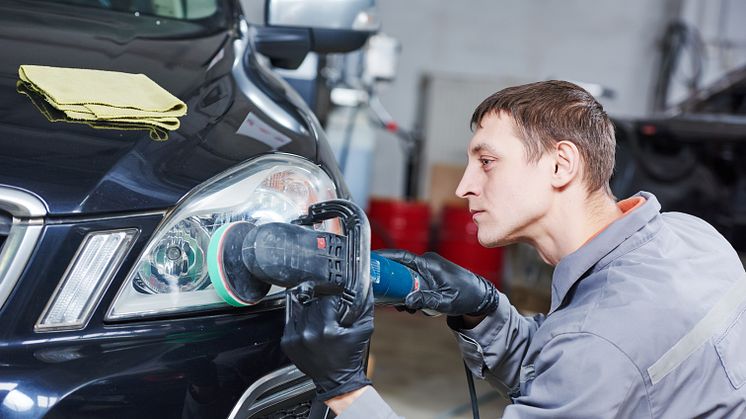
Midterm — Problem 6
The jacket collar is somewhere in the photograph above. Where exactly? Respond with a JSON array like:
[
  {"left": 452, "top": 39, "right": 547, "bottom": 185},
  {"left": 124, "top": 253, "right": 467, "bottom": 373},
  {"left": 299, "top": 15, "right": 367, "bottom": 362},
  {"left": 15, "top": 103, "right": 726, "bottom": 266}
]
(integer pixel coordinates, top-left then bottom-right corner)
[{"left": 548, "top": 191, "right": 661, "bottom": 314}]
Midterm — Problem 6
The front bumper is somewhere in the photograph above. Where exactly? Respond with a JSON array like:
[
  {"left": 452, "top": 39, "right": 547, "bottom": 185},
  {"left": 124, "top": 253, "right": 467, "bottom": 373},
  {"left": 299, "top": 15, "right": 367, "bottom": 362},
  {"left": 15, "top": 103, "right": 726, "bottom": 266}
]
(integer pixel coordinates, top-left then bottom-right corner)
[{"left": 0, "top": 211, "right": 299, "bottom": 418}]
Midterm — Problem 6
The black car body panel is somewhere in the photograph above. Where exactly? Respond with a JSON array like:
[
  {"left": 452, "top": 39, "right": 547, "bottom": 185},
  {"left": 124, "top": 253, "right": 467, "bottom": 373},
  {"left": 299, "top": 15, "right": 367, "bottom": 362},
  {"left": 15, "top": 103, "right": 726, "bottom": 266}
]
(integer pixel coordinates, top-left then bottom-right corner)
[
  {"left": 0, "top": 0, "right": 347, "bottom": 216},
  {"left": 0, "top": 1, "right": 346, "bottom": 417},
  {"left": 1, "top": 213, "right": 288, "bottom": 418}
]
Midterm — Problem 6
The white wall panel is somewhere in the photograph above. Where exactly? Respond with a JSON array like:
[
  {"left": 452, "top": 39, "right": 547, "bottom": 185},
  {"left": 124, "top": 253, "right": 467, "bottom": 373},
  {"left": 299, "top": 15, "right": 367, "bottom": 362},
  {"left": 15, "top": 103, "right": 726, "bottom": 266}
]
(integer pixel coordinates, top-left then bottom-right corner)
[{"left": 369, "top": 0, "right": 672, "bottom": 199}]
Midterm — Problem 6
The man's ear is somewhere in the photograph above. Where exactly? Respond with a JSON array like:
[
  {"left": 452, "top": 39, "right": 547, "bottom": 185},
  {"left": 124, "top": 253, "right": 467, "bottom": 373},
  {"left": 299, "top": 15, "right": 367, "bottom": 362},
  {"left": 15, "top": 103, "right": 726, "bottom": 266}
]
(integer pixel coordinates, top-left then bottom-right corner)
[{"left": 551, "top": 140, "right": 580, "bottom": 188}]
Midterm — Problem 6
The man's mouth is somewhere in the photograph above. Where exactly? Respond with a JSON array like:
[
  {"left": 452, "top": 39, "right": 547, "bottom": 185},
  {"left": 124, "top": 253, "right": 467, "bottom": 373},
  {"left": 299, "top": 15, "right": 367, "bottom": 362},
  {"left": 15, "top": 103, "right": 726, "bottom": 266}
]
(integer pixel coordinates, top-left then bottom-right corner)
[{"left": 470, "top": 209, "right": 485, "bottom": 220}]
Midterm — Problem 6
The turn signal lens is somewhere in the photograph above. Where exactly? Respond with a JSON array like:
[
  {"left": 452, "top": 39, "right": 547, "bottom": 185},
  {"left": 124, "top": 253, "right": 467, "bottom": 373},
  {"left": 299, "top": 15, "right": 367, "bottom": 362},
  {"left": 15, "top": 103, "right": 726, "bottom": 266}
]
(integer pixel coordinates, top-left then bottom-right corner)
[{"left": 35, "top": 229, "right": 138, "bottom": 331}]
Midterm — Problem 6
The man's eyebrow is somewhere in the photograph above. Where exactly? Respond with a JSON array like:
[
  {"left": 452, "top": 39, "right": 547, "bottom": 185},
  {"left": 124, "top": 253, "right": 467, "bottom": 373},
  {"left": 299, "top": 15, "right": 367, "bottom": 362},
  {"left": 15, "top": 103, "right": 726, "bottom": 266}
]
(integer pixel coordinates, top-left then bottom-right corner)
[{"left": 470, "top": 142, "right": 499, "bottom": 156}]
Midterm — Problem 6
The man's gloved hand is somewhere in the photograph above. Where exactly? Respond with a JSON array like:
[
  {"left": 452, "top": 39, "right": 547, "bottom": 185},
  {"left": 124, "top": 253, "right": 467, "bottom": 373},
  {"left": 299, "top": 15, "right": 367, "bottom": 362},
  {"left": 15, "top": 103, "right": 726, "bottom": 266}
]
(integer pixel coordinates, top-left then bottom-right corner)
[
  {"left": 375, "top": 250, "right": 499, "bottom": 317},
  {"left": 280, "top": 284, "right": 374, "bottom": 401}
]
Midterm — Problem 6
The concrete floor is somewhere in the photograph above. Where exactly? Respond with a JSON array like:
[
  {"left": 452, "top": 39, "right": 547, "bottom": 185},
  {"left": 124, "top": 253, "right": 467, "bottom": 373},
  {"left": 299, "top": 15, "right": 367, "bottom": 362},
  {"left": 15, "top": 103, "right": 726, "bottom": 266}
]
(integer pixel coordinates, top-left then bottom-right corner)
[{"left": 369, "top": 307, "right": 509, "bottom": 419}]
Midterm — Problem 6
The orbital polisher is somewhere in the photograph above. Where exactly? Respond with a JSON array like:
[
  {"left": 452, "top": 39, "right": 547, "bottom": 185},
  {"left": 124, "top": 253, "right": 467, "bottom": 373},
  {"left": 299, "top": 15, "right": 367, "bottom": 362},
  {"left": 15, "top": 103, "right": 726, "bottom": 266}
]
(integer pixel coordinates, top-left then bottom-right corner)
[{"left": 207, "top": 199, "right": 426, "bottom": 326}]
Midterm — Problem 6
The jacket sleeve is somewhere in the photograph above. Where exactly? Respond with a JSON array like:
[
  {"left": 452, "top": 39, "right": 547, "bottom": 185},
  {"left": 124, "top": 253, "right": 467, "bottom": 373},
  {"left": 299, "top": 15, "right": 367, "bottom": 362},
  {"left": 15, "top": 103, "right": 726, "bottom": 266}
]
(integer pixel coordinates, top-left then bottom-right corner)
[
  {"left": 448, "top": 292, "right": 545, "bottom": 395},
  {"left": 503, "top": 332, "right": 650, "bottom": 418},
  {"left": 335, "top": 387, "right": 403, "bottom": 419}
]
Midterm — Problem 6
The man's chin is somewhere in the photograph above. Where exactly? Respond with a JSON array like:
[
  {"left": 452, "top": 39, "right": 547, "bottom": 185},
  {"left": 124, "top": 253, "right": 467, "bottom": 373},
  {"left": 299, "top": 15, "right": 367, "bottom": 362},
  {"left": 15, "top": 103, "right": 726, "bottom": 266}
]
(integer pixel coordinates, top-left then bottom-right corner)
[{"left": 477, "top": 234, "right": 512, "bottom": 248}]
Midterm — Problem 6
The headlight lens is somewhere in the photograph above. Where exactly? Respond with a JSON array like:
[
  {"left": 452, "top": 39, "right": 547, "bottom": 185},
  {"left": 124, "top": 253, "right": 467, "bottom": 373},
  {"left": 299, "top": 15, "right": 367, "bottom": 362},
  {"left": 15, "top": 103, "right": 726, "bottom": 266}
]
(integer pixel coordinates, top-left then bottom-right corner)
[
  {"left": 134, "top": 217, "right": 211, "bottom": 294},
  {"left": 106, "top": 154, "right": 340, "bottom": 320}
]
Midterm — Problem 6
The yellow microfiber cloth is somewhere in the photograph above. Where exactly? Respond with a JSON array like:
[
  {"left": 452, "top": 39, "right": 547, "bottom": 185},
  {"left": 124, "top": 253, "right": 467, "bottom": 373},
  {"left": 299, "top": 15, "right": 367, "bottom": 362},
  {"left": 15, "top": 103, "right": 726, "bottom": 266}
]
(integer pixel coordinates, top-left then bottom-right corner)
[
  {"left": 17, "top": 65, "right": 187, "bottom": 140},
  {"left": 16, "top": 81, "right": 169, "bottom": 141}
]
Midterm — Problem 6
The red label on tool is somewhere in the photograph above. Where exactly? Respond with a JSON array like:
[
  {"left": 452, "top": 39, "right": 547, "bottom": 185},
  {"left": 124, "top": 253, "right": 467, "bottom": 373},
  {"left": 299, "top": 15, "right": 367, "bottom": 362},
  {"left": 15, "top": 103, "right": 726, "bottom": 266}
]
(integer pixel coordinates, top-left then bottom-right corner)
[{"left": 317, "top": 237, "right": 326, "bottom": 249}]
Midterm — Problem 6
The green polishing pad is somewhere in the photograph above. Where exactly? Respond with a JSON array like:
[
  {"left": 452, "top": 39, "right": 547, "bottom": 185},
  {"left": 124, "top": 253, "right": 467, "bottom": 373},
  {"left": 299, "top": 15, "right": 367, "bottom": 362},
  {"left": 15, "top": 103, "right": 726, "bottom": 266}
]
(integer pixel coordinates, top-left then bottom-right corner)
[{"left": 208, "top": 221, "right": 270, "bottom": 307}]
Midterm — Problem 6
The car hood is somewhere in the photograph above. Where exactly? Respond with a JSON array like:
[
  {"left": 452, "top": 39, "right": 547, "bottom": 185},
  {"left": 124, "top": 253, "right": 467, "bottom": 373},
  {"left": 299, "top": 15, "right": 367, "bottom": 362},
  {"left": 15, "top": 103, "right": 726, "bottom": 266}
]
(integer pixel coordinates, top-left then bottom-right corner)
[{"left": 0, "top": 1, "right": 321, "bottom": 216}]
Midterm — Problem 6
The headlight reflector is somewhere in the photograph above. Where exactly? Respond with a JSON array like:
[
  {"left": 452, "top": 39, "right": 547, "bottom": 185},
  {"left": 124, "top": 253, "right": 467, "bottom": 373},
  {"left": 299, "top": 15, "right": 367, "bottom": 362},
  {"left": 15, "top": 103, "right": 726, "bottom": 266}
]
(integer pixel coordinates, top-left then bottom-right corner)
[{"left": 134, "top": 217, "right": 211, "bottom": 294}]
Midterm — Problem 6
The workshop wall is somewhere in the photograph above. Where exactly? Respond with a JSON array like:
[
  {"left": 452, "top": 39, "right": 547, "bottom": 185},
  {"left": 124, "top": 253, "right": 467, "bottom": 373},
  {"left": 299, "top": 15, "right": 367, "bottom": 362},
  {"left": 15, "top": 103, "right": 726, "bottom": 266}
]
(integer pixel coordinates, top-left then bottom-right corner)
[{"left": 369, "top": 0, "right": 676, "bottom": 199}]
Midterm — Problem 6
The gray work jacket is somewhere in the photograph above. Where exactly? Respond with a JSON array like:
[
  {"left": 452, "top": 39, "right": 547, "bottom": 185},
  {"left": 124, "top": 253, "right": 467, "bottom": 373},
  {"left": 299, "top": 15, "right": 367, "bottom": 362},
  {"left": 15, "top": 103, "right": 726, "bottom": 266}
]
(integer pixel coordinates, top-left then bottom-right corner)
[{"left": 340, "top": 192, "right": 746, "bottom": 418}]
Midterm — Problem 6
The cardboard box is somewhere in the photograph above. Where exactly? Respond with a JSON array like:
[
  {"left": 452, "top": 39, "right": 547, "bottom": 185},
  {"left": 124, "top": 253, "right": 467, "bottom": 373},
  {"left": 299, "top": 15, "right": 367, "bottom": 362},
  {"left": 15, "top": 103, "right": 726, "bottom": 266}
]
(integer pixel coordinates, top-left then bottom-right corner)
[{"left": 428, "top": 163, "right": 467, "bottom": 220}]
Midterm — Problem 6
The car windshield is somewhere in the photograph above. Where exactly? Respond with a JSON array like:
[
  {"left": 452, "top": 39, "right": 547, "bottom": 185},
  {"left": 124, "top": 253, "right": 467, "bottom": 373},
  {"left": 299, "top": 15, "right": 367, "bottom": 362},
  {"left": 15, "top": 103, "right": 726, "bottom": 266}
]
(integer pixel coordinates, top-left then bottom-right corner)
[{"left": 29, "top": 0, "right": 228, "bottom": 25}]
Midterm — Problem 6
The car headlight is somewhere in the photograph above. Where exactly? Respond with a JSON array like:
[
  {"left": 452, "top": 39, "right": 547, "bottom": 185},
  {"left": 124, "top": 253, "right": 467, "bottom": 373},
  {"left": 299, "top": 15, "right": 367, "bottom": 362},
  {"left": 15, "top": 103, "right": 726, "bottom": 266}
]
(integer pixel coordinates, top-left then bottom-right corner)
[{"left": 106, "top": 154, "right": 340, "bottom": 320}]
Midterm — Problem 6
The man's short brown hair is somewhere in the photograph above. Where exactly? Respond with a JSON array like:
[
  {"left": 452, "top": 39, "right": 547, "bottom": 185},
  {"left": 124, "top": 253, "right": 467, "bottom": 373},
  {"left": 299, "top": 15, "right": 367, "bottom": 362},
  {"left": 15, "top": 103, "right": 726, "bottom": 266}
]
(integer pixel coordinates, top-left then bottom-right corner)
[{"left": 471, "top": 80, "right": 616, "bottom": 194}]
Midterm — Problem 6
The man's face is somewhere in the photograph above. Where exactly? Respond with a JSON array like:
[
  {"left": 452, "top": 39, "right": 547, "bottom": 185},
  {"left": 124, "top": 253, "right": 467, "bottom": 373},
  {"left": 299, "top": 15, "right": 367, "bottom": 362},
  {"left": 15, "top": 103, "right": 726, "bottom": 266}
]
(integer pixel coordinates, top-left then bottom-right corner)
[{"left": 456, "top": 112, "right": 555, "bottom": 247}]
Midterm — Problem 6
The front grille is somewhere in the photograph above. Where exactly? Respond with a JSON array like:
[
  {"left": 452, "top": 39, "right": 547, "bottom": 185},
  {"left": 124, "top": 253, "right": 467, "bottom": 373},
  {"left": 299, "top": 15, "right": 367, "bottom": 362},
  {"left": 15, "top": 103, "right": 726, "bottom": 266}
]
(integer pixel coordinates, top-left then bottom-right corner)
[
  {"left": 228, "top": 365, "right": 330, "bottom": 419},
  {"left": 256, "top": 400, "right": 312, "bottom": 419},
  {"left": 0, "top": 210, "right": 11, "bottom": 253},
  {"left": 0, "top": 186, "right": 46, "bottom": 309}
]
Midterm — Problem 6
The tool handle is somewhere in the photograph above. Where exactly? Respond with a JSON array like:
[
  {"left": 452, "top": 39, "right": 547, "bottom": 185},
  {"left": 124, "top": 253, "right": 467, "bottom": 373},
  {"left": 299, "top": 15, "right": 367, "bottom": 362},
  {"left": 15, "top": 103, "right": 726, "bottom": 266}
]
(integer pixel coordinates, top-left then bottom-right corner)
[
  {"left": 370, "top": 253, "right": 422, "bottom": 303},
  {"left": 294, "top": 200, "right": 372, "bottom": 327},
  {"left": 370, "top": 253, "right": 441, "bottom": 316}
]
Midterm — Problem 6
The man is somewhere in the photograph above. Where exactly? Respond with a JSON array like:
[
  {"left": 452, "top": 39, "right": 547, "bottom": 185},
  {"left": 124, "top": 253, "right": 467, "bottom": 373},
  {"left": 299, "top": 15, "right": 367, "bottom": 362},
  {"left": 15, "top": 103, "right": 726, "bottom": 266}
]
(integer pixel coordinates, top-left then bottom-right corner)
[{"left": 281, "top": 80, "right": 746, "bottom": 417}]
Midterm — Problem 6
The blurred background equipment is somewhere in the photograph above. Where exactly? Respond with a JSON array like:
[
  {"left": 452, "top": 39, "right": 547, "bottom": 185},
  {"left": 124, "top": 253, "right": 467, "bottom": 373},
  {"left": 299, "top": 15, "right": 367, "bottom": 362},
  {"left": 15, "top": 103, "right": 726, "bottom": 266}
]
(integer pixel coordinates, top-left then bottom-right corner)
[{"left": 612, "top": 89, "right": 746, "bottom": 251}]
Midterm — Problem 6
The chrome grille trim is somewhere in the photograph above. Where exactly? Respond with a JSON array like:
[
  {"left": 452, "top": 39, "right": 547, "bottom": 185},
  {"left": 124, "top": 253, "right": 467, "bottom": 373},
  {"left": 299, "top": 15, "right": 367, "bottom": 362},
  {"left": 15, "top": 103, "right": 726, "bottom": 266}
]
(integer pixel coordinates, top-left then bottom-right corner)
[
  {"left": 0, "top": 186, "right": 47, "bottom": 309},
  {"left": 228, "top": 365, "right": 320, "bottom": 419},
  {"left": 0, "top": 186, "right": 47, "bottom": 218}
]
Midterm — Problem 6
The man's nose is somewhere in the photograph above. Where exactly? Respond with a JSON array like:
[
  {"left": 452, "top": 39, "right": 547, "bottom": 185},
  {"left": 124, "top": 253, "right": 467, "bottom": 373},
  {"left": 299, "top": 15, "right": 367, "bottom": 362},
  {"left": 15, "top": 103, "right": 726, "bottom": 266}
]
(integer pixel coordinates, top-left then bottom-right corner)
[{"left": 455, "top": 166, "right": 478, "bottom": 199}]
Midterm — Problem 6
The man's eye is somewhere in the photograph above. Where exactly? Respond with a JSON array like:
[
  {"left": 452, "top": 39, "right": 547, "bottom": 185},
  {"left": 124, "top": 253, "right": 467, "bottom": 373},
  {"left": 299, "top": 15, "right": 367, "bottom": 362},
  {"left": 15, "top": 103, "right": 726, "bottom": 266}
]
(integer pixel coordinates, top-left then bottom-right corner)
[{"left": 479, "top": 159, "right": 493, "bottom": 167}]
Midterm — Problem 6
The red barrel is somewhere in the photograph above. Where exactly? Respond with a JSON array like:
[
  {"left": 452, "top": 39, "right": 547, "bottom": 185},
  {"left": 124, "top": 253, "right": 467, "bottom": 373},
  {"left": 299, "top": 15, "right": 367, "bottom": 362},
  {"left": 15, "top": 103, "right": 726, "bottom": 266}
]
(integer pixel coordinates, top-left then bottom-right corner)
[
  {"left": 367, "top": 198, "right": 430, "bottom": 254},
  {"left": 437, "top": 205, "right": 503, "bottom": 289}
]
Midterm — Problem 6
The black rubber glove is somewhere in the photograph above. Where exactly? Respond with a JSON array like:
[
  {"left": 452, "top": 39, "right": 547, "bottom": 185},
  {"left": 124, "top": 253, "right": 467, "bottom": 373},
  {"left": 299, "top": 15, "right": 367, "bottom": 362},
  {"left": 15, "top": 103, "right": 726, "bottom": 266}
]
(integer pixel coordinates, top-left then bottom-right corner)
[
  {"left": 375, "top": 249, "right": 499, "bottom": 317},
  {"left": 280, "top": 284, "right": 374, "bottom": 401}
]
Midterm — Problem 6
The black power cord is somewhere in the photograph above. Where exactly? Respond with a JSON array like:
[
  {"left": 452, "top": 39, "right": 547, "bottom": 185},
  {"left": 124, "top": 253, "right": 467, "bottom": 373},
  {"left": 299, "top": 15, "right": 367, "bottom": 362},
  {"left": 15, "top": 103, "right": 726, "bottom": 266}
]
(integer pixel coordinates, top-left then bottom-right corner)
[{"left": 464, "top": 361, "right": 480, "bottom": 419}]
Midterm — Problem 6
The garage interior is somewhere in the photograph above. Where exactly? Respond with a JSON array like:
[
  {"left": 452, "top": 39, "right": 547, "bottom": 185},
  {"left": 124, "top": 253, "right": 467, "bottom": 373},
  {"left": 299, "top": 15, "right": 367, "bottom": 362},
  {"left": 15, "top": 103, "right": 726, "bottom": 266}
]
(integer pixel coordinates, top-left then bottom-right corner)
[{"left": 2, "top": 0, "right": 745, "bottom": 417}]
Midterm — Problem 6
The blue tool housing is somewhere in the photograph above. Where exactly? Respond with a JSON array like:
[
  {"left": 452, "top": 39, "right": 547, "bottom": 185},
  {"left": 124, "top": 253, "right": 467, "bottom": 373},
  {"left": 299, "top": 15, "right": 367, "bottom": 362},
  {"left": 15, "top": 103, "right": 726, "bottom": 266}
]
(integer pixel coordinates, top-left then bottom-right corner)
[{"left": 370, "top": 253, "right": 421, "bottom": 304}]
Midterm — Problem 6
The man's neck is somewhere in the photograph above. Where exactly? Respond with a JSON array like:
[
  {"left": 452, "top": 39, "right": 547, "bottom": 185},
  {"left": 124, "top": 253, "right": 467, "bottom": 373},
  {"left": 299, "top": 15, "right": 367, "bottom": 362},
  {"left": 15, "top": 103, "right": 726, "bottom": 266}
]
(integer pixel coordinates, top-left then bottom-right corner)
[{"left": 527, "top": 188, "right": 622, "bottom": 266}]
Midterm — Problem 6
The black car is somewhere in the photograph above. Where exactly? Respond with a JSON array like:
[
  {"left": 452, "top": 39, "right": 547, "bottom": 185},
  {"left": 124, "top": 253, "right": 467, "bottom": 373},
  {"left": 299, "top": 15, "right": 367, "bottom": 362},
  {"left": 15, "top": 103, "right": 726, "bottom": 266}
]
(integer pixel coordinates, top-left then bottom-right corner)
[{"left": 0, "top": 0, "right": 375, "bottom": 417}]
